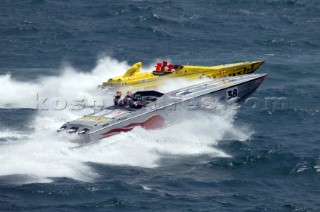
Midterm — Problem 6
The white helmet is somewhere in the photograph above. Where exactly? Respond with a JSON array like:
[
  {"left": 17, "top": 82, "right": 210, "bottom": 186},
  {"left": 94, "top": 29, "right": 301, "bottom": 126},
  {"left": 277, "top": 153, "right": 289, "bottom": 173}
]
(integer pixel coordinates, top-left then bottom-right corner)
[{"left": 126, "top": 90, "right": 133, "bottom": 97}]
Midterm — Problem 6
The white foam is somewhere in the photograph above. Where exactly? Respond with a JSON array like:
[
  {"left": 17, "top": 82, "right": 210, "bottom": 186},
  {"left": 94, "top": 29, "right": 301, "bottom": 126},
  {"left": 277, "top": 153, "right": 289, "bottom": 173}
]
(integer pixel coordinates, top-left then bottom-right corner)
[
  {"left": 0, "top": 129, "right": 30, "bottom": 143},
  {"left": 0, "top": 57, "right": 130, "bottom": 109},
  {"left": 0, "top": 74, "right": 39, "bottom": 108},
  {"left": 0, "top": 109, "right": 246, "bottom": 183}
]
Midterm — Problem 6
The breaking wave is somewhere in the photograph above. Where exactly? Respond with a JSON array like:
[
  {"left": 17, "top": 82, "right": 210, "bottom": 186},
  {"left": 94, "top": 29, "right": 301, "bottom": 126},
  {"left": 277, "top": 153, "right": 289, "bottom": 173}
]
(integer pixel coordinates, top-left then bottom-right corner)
[{"left": 0, "top": 57, "right": 130, "bottom": 109}]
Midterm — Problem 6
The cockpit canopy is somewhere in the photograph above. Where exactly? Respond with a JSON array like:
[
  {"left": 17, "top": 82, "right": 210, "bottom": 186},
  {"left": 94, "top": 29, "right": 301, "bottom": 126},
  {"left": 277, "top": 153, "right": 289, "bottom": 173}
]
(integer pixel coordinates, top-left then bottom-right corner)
[{"left": 132, "top": 90, "right": 164, "bottom": 102}]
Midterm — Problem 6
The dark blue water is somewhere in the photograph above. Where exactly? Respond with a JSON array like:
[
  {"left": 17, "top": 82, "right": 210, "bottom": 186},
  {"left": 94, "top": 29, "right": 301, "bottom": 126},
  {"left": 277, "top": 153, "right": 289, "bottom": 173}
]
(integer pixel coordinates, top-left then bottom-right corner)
[{"left": 1, "top": 0, "right": 320, "bottom": 211}]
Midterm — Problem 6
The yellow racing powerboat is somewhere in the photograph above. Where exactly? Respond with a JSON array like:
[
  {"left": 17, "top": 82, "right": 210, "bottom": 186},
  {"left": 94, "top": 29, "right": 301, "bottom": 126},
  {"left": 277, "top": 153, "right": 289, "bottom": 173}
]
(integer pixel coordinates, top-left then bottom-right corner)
[{"left": 100, "top": 60, "right": 264, "bottom": 90}]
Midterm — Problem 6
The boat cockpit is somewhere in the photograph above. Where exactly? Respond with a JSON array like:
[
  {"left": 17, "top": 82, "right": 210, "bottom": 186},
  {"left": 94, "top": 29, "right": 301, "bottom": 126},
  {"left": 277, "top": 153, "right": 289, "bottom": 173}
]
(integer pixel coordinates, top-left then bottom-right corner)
[{"left": 152, "top": 60, "right": 184, "bottom": 76}]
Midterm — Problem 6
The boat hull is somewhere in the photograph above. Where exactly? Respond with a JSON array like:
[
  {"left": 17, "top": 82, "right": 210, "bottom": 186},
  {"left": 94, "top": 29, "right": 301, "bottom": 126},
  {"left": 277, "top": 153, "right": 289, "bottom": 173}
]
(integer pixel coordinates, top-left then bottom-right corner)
[{"left": 60, "top": 74, "right": 267, "bottom": 143}]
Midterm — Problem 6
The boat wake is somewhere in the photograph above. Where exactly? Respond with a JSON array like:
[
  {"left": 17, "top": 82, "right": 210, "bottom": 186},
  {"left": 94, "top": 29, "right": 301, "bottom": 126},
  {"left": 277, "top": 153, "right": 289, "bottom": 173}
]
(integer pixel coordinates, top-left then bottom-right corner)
[
  {"left": 0, "top": 57, "right": 252, "bottom": 184},
  {"left": 0, "top": 57, "right": 132, "bottom": 109}
]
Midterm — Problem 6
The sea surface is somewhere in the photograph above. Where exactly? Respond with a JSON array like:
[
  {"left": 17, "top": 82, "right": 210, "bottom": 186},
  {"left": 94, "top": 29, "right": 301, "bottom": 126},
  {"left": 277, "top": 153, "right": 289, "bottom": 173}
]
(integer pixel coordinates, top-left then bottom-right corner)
[{"left": 0, "top": 0, "right": 320, "bottom": 211}]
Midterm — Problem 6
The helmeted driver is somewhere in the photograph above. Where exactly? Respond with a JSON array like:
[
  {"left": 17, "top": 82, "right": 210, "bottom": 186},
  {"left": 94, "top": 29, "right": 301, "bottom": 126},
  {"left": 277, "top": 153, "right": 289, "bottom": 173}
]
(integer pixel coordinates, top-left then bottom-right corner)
[
  {"left": 113, "top": 90, "right": 123, "bottom": 106},
  {"left": 123, "top": 90, "right": 134, "bottom": 106}
]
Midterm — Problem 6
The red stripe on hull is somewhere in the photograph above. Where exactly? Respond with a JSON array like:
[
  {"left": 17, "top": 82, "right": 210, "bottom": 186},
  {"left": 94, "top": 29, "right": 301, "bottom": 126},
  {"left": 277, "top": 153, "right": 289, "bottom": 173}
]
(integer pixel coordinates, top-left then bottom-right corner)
[{"left": 100, "top": 115, "right": 165, "bottom": 139}]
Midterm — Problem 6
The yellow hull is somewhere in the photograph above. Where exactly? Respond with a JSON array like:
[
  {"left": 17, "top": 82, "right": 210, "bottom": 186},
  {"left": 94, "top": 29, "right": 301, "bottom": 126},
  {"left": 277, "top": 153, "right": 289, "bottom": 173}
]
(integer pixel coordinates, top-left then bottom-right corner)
[{"left": 101, "top": 60, "right": 264, "bottom": 90}]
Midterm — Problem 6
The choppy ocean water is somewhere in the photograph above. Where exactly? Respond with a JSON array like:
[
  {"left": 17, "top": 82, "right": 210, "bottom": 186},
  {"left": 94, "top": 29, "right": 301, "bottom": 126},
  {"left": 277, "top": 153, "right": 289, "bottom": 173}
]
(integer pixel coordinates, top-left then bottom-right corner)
[{"left": 0, "top": 0, "right": 319, "bottom": 211}]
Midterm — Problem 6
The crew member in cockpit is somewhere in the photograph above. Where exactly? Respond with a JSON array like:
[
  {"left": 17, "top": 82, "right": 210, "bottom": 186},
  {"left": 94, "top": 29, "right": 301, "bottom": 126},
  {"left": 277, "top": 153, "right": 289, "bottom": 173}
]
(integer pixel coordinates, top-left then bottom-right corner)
[
  {"left": 114, "top": 90, "right": 123, "bottom": 106},
  {"left": 155, "top": 62, "right": 161, "bottom": 71},
  {"left": 123, "top": 90, "right": 134, "bottom": 106},
  {"left": 124, "top": 90, "right": 144, "bottom": 109},
  {"left": 161, "top": 60, "right": 168, "bottom": 71}
]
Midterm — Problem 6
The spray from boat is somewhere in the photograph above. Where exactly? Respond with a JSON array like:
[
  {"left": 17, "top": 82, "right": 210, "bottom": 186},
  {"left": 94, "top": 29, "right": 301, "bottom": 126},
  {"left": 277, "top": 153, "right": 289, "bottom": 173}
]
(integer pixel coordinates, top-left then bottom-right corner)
[{"left": 0, "top": 56, "right": 255, "bottom": 183}]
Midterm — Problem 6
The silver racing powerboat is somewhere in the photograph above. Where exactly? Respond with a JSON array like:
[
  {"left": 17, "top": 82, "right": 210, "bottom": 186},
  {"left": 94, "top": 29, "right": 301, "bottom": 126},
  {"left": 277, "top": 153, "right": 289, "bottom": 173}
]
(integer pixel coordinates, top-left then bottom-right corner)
[{"left": 58, "top": 73, "right": 267, "bottom": 143}]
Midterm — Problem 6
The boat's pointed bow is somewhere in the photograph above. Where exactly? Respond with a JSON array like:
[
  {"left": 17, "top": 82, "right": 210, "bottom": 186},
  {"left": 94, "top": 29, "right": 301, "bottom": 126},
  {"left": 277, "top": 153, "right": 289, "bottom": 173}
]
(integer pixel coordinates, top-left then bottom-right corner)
[{"left": 255, "top": 60, "right": 265, "bottom": 69}]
